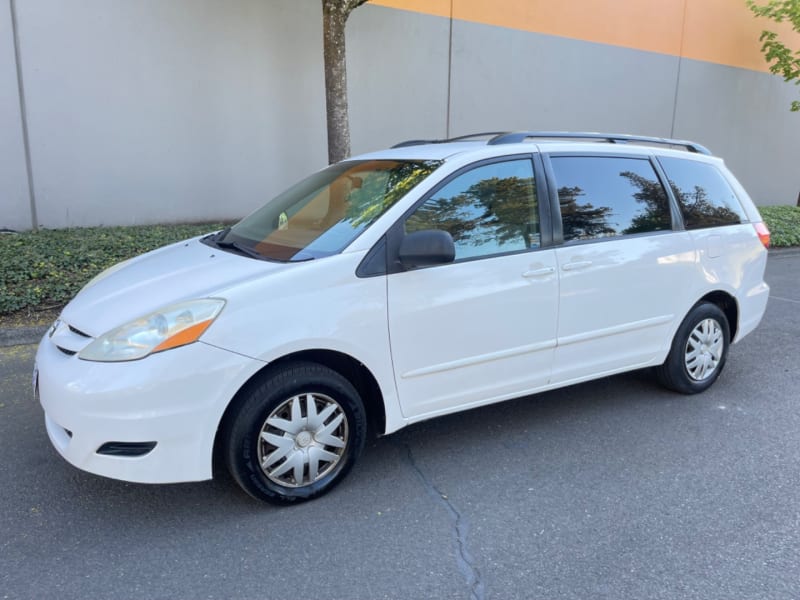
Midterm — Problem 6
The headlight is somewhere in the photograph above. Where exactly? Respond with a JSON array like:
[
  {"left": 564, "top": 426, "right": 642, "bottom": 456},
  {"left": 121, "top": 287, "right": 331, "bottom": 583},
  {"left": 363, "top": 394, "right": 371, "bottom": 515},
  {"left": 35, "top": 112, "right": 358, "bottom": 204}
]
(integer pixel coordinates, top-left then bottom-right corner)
[{"left": 78, "top": 299, "right": 225, "bottom": 362}]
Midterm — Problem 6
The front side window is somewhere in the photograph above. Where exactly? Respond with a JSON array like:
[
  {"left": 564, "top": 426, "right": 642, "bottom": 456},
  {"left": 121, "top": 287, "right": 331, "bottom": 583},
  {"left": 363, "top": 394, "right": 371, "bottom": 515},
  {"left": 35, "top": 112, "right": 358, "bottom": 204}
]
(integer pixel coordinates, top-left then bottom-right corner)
[
  {"left": 405, "top": 159, "right": 539, "bottom": 260},
  {"left": 216, "top": 159, "right": 442, "bottom": 261},
  {"left": 658, "top": 157, "right": 747, "bottom": 229},
  {"left": 550, "top": 156, "right": 672, "bottom": 242}
]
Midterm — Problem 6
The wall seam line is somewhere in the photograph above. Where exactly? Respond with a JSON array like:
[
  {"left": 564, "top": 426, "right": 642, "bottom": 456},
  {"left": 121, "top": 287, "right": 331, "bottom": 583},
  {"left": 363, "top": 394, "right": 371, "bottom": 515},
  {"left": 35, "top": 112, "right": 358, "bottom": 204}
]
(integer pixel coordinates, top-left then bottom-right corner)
[
  {"left": 9, "top": 0, "right": 38, "bottom": 231},
  {"left": 445, "top": 0, "right": 453, "bottom": 138},
  {"left": 670, "top": 0, "right": 688, "bottom": 138}
]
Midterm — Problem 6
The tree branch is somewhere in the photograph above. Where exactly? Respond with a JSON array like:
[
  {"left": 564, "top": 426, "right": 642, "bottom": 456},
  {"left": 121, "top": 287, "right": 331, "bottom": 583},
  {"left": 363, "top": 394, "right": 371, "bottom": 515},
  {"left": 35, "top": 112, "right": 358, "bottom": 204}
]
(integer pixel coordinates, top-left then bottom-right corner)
[
  {"left": 346, "top": 0, "right": 369, "bottom": 14},
  {"left": 747, "top": 0, "right": 800, "bottom": 111}
]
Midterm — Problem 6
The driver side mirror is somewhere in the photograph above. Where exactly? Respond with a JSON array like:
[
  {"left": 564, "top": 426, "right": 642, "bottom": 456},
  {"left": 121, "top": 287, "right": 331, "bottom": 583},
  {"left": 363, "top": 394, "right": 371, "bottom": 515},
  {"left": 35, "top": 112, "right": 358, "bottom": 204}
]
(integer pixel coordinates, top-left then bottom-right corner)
[{"left": 398, "top": 230, "right": 455, "bottom": 269}]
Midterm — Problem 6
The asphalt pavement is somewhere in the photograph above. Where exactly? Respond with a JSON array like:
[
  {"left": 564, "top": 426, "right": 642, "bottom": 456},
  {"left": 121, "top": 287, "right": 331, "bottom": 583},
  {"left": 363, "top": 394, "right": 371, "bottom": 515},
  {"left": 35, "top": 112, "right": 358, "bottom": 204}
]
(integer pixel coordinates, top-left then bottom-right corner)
[{"left": 1, "top": 252, "right": 798, "bottom": 600}]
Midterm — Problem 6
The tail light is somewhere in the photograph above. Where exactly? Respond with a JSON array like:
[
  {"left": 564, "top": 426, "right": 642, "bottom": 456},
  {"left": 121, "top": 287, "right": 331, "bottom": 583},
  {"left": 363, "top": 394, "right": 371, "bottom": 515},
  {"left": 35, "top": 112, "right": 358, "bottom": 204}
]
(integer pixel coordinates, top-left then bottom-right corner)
[{"left": 753, "top": 222, "right": 770, "bottom": 248}]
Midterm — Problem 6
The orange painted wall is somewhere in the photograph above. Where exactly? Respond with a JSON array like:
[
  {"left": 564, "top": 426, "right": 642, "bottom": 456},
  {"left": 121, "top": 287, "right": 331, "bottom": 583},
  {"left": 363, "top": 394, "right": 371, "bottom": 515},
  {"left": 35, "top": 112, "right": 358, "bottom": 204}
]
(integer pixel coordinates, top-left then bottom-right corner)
[{"left": 370, "top": 0, "right": 800, "bottom": 73}]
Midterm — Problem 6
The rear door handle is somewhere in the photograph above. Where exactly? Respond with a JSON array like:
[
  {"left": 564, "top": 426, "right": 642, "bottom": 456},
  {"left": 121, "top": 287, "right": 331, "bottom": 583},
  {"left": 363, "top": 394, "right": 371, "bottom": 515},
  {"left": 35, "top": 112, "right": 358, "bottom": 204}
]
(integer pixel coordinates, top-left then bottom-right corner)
[
  {"left": 522, "top": 267, "right": 555, "bottom": 278},
  {"left": 561, "top": 260, "right": 593, "bottom": 271}
]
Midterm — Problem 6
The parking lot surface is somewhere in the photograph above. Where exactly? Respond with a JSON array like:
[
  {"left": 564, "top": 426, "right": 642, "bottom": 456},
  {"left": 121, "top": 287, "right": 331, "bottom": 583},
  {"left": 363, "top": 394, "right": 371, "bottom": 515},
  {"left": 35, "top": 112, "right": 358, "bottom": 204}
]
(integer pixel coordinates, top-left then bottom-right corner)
[{"left": 1, "top": 253, "right": 798, "bottom": 600}]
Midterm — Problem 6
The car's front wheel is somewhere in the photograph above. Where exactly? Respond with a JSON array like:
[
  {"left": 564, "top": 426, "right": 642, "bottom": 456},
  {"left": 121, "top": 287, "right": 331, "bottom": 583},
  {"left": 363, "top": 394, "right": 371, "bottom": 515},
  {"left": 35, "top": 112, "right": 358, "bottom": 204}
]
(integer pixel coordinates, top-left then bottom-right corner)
[
  {"left": 224, "top": 362, "right": 367, "bottom": 504},
  {"left": 656, "top": 302, "right": 730, "bottom": 394}
]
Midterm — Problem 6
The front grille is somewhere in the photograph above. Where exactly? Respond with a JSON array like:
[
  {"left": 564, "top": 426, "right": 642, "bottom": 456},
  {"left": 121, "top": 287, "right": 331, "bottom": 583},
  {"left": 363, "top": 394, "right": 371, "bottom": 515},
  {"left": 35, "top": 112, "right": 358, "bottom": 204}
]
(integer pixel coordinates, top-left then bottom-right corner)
[
  {"left": 68, "top": 325, "right": 91, "bottom": 338},
  {"left": 49, "top": 319, "right": 93, "bottom": 355}
]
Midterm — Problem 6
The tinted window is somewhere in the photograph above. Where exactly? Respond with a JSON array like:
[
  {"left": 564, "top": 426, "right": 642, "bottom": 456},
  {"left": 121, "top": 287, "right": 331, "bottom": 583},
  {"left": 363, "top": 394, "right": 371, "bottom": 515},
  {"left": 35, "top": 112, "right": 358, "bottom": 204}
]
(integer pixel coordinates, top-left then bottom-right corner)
[
  {"left": 550, "top": 156, "right": 672, "bottom": 242},
  {"left": 405, "top": 159, "right": 539, "bottom": 260},
  {"left": 658, "top": 157, "right": 747, "bottom": 229}
]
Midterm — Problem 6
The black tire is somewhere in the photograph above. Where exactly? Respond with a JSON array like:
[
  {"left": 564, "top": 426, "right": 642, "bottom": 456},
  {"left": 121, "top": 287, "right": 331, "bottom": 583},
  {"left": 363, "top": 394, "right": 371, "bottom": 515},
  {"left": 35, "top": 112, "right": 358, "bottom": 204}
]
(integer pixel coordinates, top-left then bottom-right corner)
[
  {"left": 224, "top": 361, "right": 367, "bottom": 505},
  {"left": 655, "top": 302, "right": 730, "bottom": 394}
]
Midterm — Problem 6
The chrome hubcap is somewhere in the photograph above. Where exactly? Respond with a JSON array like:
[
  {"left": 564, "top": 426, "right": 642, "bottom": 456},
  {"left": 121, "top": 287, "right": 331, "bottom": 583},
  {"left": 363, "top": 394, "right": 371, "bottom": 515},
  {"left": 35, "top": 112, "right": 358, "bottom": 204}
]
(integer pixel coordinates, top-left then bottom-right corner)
[
  {"left": 257, "top": 393, "right": 348, "bottom": 488},
  {"left": 684, "top": 318, "right": 723, "bottom": 381}
]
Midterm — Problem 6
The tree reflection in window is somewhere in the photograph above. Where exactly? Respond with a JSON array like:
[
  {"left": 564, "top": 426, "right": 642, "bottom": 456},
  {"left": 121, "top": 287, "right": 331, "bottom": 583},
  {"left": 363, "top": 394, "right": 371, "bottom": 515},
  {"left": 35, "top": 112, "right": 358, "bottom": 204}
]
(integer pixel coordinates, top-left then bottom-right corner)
[
  {"left": 620, "top": 170, "right": 672, "bottom": 235},
  {"left": 406, "top": 160, "right": 538, "bottom": 260},
  {"left": 658, "top": 157, "right": 746, "bottom": 229},
  {"left": 552, "top": 156, "right": 672, "bottom": 242},
  {"left": 671, "top": 185, "right": 741, "bottom": 228},
  {"left": 557, "top": 185, "right": 615, "bottom": 241},
  {"left": 346, "top": 160, "right": 443, "bottom": 228}
]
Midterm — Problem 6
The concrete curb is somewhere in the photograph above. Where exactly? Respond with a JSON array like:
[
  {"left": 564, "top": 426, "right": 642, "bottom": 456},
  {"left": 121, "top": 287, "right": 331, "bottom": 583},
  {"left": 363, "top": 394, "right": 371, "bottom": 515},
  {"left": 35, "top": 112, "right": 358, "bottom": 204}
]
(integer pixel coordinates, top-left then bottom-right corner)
[
  {"left": 0, "top": 325, "right": 48, "bottom": 348},
  {"left": 769, "top": 247, "right": 800, "bottom": 258}
]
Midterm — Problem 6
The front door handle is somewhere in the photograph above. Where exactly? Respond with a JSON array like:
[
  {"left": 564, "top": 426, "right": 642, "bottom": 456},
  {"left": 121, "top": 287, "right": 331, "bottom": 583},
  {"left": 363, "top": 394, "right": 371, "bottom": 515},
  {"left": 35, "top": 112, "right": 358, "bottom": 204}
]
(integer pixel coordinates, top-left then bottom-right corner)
[
  {"left": 561, "top": 260, "right": 593, "bottom": 271},
  {"left": 522, "top": 267, "right": 555, "bottom": 278}
]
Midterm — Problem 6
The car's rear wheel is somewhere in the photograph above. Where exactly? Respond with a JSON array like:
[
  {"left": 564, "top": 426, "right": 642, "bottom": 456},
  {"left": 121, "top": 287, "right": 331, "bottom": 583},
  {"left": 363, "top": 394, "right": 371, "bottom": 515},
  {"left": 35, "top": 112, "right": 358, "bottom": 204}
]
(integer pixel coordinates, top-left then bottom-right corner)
[
  {"left": 656, "top": 302, "right": 730, "bottom": 394},
  {"left": 224, "top": 362, "right": 367, "bottom": 504}
]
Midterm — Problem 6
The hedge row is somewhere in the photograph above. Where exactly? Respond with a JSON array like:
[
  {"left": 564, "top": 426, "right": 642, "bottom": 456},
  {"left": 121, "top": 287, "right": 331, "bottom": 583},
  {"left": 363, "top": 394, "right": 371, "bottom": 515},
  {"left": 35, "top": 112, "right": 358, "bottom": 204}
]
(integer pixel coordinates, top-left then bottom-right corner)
[
  {"left": 0, "top": 224, "right": 223, "bottom": 315},
  {"left": 759, "top": 205, "right": 800, "bottom": 248}
]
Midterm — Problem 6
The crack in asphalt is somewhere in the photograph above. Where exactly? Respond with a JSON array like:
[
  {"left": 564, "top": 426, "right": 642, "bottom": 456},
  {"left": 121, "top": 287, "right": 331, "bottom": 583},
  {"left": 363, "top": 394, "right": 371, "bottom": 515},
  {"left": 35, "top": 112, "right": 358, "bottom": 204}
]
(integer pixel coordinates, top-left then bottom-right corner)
[
  {"left": 770, "top": 295, "right": 800, "bottom": 305},
  {"left": 402, "top": 442, "right": 485, "bottom": 600}
]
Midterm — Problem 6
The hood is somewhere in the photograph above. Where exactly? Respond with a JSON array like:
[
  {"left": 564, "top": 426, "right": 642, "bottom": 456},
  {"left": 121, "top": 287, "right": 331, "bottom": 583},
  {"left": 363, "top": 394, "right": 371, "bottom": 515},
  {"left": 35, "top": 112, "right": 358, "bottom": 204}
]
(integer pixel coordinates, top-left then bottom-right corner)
[{"left": 61, "top": 237, "right": 288, "bottom": 337}]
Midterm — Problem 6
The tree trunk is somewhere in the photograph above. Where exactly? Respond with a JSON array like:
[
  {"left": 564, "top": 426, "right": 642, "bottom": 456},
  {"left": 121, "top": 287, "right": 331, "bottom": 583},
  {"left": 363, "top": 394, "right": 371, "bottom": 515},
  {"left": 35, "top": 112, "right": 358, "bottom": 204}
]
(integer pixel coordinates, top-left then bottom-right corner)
[{"left": 322, "top": 1, "right": 352, "bottom": 164}]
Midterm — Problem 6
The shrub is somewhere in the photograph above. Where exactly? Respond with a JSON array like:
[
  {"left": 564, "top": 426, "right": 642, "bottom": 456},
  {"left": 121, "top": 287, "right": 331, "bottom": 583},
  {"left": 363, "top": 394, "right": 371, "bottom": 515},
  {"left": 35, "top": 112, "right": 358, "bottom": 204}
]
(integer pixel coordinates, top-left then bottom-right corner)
[
  {"left": 759, "top": 205, "right": 800, "bottom": 247},
  {"left": 0, "top": 224, "right": 224, "bottom": 316}
]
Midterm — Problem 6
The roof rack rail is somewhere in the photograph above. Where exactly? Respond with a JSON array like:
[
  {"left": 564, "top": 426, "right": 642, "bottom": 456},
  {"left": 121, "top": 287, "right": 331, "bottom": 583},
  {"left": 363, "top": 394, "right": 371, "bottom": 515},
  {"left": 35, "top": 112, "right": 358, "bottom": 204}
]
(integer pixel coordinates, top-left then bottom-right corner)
[
  {"left": 487, "top": 131, "right": 712, "bottom": 155},
  {"left": 391, "top": 131, "right": 510, "bottom": 149}
]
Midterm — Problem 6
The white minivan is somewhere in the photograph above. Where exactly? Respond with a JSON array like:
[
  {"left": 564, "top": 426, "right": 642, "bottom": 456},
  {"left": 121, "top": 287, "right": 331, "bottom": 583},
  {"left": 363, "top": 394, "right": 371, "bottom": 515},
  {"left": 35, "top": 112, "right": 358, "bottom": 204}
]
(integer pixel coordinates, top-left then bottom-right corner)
[{"left": 35, "top": 132, "right": 771, "bottom": 504}]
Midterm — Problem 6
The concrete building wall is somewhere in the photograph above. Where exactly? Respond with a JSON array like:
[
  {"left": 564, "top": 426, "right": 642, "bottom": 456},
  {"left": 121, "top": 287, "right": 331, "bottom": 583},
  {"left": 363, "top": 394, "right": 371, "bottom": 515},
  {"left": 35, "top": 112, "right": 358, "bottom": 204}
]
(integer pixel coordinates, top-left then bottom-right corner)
[
  {"left": 347, "top": 6, "right": 451, "bottom": 154},
  {"left": 1, "top": 0, "right": 799, "bottom": 231},
  {"left": 0, "top": 1, "right": 31, "bottom": 231},
  {"left": 447, "top": 19, "right": 680, "bottom": 138},
  {"left": 370, "top": 0, "right": 800, "bottom": 206},
  {"left": 7, "top": 0, "right": 329, "bottom": 230},
  {"left": 673, "top": 59, "right": 800, "bottom": 205},
  {"left": 442, "top": 15, "right": 800, "bottom": 206}
]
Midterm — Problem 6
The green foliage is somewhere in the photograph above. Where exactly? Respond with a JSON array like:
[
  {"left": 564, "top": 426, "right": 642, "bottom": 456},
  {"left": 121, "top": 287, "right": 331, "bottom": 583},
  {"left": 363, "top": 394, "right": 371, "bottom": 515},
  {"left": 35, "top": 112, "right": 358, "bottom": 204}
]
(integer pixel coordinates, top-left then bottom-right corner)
[
  {"left": 747, "top": 0, "right": 800, "bottom": 111},
  {"left": 0, "top": 223, "right": 224, "bottom": 316},
  {"left": 346, "top": 160, "right": 443, "bottom": 227},
  {"left": 759, "top": 205, "right": 800, "bottom": 246}
]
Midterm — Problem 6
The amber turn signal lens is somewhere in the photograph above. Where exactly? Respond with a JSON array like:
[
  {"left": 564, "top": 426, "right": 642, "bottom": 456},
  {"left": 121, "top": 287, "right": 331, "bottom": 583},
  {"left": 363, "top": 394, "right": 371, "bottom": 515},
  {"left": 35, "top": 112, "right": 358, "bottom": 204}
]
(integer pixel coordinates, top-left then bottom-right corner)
[{"left": 753, "top": 222, "right": 770, "bottom": 249}]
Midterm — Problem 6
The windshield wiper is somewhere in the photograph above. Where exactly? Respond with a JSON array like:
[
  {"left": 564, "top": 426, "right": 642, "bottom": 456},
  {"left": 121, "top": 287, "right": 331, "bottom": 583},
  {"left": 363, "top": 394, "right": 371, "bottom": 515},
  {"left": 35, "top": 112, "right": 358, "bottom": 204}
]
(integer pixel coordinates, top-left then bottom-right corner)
[
  {"left": 214, "top": 239, "right": 268, "bottom": 260},
  {"left": 208, "top": 228, "right": 314, "bottom": 263}
]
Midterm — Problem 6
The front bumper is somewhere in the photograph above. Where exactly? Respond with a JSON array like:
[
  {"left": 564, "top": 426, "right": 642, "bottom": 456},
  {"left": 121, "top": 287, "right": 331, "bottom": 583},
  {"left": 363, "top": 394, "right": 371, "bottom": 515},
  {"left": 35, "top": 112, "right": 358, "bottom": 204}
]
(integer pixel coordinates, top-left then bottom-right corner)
[{"left": 35, "top": 333, "right": 263, "bottom": 483}]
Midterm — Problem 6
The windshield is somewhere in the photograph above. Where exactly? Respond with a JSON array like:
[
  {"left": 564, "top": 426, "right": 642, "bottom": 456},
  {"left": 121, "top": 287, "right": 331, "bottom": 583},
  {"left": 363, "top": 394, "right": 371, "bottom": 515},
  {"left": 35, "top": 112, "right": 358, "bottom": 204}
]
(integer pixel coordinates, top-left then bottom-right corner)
[{"left": 214, "top": 159, "right": 442, "bottom": 262}]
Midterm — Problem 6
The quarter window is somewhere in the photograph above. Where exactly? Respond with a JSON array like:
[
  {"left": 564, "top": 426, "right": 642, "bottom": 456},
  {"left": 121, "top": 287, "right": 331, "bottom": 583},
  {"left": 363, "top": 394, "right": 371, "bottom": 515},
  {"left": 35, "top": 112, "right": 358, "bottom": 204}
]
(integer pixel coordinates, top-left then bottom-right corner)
[
  {"left": 550, "top": 156, "right": 672, "bottom": 242},
  {"left": 405, "top": 159, "right": 539, "bottom": 260},
  {"left": 658, "top": 157, "right": 747, "bottom": 229}
]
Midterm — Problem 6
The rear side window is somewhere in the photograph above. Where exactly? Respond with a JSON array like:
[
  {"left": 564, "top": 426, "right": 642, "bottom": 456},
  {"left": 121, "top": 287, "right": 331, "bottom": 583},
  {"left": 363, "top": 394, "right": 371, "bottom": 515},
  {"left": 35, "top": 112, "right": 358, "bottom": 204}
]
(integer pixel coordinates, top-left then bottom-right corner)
[
  {"left": 658, "top": 157, "right": 747, "bottom": 229},
  {"left": 550, "top": 156, "right": 672, "bottom": 242}
]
